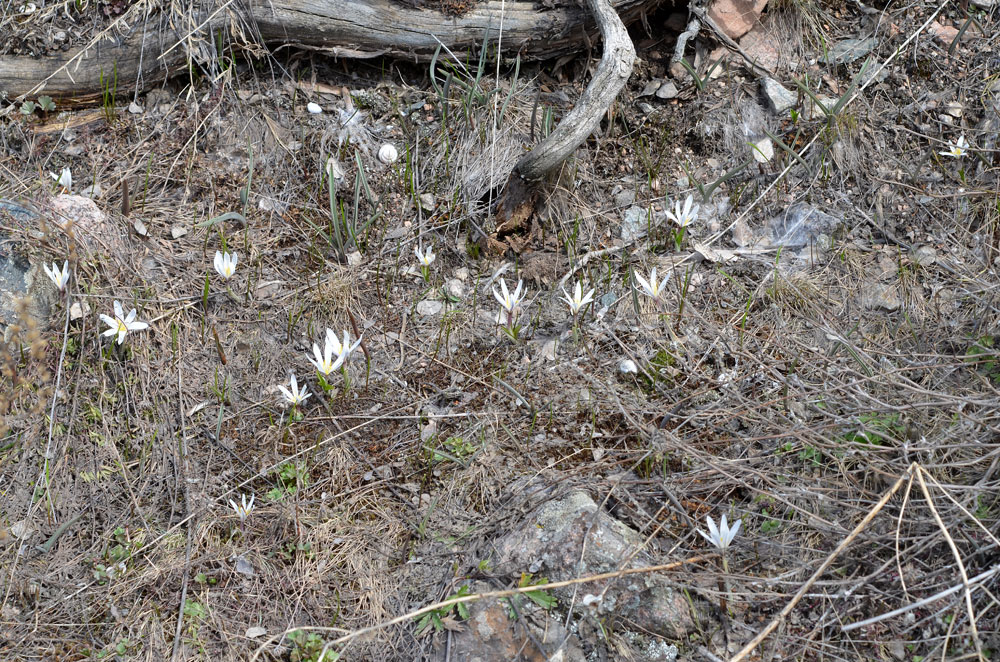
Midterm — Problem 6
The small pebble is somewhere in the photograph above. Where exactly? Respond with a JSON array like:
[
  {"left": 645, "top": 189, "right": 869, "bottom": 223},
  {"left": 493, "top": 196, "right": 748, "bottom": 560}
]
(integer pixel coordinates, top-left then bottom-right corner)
[
  {"left": 306, "top": 102, "right": 323, "bottom": 114},
  {"left": 378, "top": 144, "right": 399, "bottom": 164},
  {"left": 619, "top": 359, "right": 638, "bottom": 374}
]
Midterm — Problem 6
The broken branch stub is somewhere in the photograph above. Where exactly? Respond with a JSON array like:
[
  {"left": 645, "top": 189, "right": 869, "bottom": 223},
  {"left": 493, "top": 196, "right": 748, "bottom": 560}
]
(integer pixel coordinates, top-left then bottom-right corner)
[
  {"left": 515, "top": 0, "right": 636, "bottom": 181},
  {"left": 488, "top": 0, "right": 635, "bottom": 253}
]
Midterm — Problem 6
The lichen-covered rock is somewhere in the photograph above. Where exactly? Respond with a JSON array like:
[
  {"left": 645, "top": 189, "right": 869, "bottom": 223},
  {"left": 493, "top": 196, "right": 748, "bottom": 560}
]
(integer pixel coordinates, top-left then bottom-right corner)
[{"left": 493, "top": 490, "right": 694, "bottom": 639}]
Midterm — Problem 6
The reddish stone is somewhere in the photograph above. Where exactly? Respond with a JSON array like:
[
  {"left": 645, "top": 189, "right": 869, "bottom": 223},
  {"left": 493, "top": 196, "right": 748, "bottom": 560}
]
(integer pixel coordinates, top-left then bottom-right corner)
[{"left": 708, "top": 0, "right": 768, "bottom": 40}]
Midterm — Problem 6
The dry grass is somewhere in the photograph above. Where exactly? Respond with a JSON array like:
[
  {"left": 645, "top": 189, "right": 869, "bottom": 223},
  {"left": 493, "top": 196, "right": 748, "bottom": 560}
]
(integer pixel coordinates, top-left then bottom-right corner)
[{"left": 2, "top": 1, "right": 1000, "bottom": 661}]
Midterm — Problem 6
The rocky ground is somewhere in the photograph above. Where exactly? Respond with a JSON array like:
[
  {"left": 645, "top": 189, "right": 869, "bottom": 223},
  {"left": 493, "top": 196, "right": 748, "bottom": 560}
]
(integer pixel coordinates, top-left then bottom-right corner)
[{"left": 1, "top": 0, "right": 999, "bottom": 660}]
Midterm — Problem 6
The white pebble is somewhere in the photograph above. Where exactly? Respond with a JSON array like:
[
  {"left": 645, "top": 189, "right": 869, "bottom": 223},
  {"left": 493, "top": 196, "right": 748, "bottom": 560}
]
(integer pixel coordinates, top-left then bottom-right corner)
[
  {"left": 378, "top": 143, "right": 399, "bottom": 164},
  {"left": 618, "top": 359, "right": 638, "bottom": 375},
  {"left": 306, "top": 102, "right": 323, "bottom": 114}
]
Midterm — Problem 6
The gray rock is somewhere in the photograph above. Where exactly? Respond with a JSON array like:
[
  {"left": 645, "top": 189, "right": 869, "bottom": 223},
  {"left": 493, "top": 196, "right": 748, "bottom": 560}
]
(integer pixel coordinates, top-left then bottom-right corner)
[
  {"left": 0, "top": 201, "right": 55, "bottom": 342},
  {"left": 820, "top": 37, "right": 876, "bottom": 65},
  {"left": 761, "top": 78, "right": 796, "bottom": 115},
  {"left": 494, "top": 490, "right": 695, "bottom": 639},
  {"left": 621, "top": 206, "right": 649, "bottom": 242},
  {"left": 655, "top": 81, "right": 679, "bottom": 100},
  {"left": 639, "top": 80, "right": 662, "bottom": 97},
  {"left": 765, "top": 202, "right": 842, "bottom": 249},
  {"left": 416, "top": 299, "right": 443, "bottom": 316},
  {"left": 862, "top": 283, "right": 902, "bottom": 312},
  {"left": 444, "top": 278, "right": 466, "bottom": 299}
]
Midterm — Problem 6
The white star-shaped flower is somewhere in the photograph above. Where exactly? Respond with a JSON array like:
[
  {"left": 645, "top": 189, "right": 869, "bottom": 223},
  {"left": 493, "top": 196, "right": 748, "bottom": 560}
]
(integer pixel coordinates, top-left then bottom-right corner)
[
  {"left": 699, "top": 514, "right": 742, "bottom": 553},
  {"left": 214, "top": 251, "right": 238, "bottom": 279},
  {"left": 634, "top": 267, "right": 667, "bottom": 300},
  {"left": 939, "top": 135, "right": 969, "bottom": 158},
  {"left": 278, "top": 373, "right": 311, "bottom": 405},
  {"left": 99, "top": 300, "right": 149, "bottom": 345},
  {"left": 561, "top": 280, "right": 595, "bottom": 315},
  {"left": 493, "top": 278, "right": 525, "bottom": 314},
  {"left": 43, "top": 260, "right": 70, "bottom": 291},
  {"left": 665, "top": 194, "right": 699, "bottom": 228},
  {"left": 415, "top": 244, "right": 435, "bottom": 268}
]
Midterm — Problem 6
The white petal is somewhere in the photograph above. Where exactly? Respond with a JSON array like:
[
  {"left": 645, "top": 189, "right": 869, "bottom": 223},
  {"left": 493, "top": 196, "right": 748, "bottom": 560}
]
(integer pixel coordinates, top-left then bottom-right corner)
[
  {"left": 127, "top": 321, "right": 149, "bottom": 332},
  {"left": 493, "top": 286, "right": 506, "bottom": 309},
  {"left": 728, "top": 518, "right": 742, "bottom": 541},
  {"left": 633, "top": 272, "right": 652, "bottom": 297},
  {"left": 113, "top": 300, "right": 124, "bottom": 320},
  {"left": 214, "top": 251, "right": 224, "bottom": 274},
  {"left": 706, "top": 516, "right": 720, "bottom": 543}
]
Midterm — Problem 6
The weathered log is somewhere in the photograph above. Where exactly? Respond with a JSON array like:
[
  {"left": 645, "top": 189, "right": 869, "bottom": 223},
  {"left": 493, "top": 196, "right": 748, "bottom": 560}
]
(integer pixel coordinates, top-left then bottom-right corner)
[{"left": 0, "top": 0, "right": 660, "bottom": 102}]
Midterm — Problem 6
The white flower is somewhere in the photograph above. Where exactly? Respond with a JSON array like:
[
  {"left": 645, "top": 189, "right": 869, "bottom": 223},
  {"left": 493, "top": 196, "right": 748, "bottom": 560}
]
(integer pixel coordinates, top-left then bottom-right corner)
[
  {"left": 699, "top": 514, "right": 742, "bottom": 553},
  {"left": 633, "top": 267, "right": 667, "bottom": 300},
  {"left": 51, "top": 167, "right": 72, "bottom": 192},
  {"left": 308, "top": 337, "right": 342, "bottom": 375},
  {"left": 214, "top": 250, "right": 238, "bottom": 279},
  {"left": 325, "top": 328, "right": 362, "bottom": 365},
  {"left": 100, "top": 300, "right": 149, "bottom": 345},
  {"left": 562, "top": 281, "right": 595, "bottom": 315},
  {"left": 940, "top": 135, "right": 969, "bottom": 158},
  {"left": 228, "top": 493, "right": 256, "bottom": 523},
  {"left": 415, "top": 244, "right": 435, "bottom": 268},
  {"left": 378, "top": 144, "right": 399, "bottom": 164},
  {"left": 665, "top": 194, "right": 699, "bottom": 228},
  {"left": 307, "top": 102, "right": 323, "bottom": 114},
  {"left": 493, "top": 278, "right": 525, "bottom": 315},
  {"left": 278, "top": 373, "right": 311, "bottom": 405},
  {"left": 43, "top": 260, "right": 70, "bottom": 291}
]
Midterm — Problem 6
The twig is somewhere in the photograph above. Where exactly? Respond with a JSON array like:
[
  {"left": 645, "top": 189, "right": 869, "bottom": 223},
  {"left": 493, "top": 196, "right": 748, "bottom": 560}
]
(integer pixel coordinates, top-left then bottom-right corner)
[
  {"left": 914, "top": 467, "right": 984, "bottom": 658},
  {"left": 729, "top": 463, "right": 917, "bottom": 662},
  {"left": 842, "top": 564, "right": 1000, "bottom": 633}
]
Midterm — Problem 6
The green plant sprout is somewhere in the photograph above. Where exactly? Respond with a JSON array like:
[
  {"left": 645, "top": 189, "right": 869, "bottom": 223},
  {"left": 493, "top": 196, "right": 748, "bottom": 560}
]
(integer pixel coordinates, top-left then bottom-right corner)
[{"left": 416, "top": 584, "right": 471, "bottom": 634}]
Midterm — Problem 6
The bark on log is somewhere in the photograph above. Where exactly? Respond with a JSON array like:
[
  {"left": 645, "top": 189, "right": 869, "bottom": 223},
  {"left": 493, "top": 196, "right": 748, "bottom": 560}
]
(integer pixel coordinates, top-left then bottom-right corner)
[{"left": 0, "top": 0, "right": 660, "bottom": 102}]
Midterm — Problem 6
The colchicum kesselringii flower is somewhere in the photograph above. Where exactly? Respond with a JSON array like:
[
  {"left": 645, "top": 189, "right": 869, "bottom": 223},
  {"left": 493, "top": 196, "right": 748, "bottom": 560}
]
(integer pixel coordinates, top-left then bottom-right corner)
[
  {"left": 699, "top": 514, "right": 742, "bottom": 553},
  {"left": 228, "top": 493, "right": 255, "bottom": 524},
  {"left": 665, "top": 194, "right": 699, "bottom": 228},
  {"left": 326, "top": 328, "right": 362, "bottom": 365},
  {"left": 493, "top": 278, "right": 525, "bottom": 317},
  {"left": 51, "top": 166, "right": 72, "bottom": 192},
  {"left": 939, "top": 135, "right": 969, "bottom": 158},
  {"left": 309, "top": 336, "right": 345, "bottom": 376},
  {"left": 415, "top": 244, "right": 435, "bottom": 268},
  {"left": 634, "top": 267, "right": 667, "bottom": 300},
  {"left": 278, "top": 373, "right": 311, "bottom": 405},
  {"left": 214, "top": 251, "right": 238, "bottom": 279},
  {"left": 415, "top": 244, "right": 435, "bottom": 282},
  {"left": 43, "top": 260, "right": 70, "bottom": 291},
  {"left": 562, "top": 281, "right": 595, "bottom": 316},
  {"left": 100, "top": 300, "right": 149, "bottom": 345}
]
